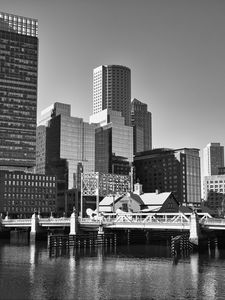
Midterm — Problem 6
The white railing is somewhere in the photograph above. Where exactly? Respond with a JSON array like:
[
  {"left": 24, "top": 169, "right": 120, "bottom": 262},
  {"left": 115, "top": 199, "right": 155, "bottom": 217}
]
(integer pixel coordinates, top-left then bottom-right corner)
[
  {"left": 201, "top": 218, "right": 225, "bottom": 225},
  {"left": 0, "top": 212, "right": 215, "bottom": 229},
  {"left": 2, "top": 219, "right": 31, "bottom": 224},
  {"left": 39, "top": 218, "right": 70, "bottom": 223},
  {"left": 100, "top": 212, "right": 191, "bottom": 225}
]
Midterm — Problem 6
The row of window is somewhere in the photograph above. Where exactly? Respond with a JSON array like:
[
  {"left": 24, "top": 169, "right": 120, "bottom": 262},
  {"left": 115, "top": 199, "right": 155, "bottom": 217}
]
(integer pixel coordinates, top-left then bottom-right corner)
[
  {"left": 3, "top": 199, "right": 55, "bottom": 205},
  {"left": 4, "top": 173, "right": 55, "bottom": 181},
  {"left": 5, "top": 181, "right": 56, "bottom": 187},
  {"left": 2, "top": 207, "right": 54, "bottom": 213},
  {"left": 3, "top": 194, "right": 55, "bottom": 201}
]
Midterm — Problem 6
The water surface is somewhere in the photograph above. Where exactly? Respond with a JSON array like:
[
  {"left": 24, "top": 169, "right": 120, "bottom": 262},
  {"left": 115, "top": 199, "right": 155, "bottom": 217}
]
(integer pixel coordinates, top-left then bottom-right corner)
[{"left": 0, "top": 240, "right": 225, "bottom": 299}]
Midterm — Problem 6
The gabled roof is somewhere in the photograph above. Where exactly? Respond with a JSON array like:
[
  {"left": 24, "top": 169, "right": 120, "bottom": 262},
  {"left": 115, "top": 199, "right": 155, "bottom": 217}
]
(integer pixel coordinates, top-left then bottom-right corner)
[
  {"left": 139, "top": 192, "right": 172, "bottom": 205},
  {"left": 99, "top": 191, "right": 174, "bottom": 209},
  {"left": 99, "top": 192, "right": 145, "bottom": 207},
  {"left": 99, "top": 195, "right": 122, "bottom": 206},
  {"left": 141, "top": 206, "right": 162, "bottom": 212},
  {"left": 121, "top": 192, "right": 145, "bottom": 205}
]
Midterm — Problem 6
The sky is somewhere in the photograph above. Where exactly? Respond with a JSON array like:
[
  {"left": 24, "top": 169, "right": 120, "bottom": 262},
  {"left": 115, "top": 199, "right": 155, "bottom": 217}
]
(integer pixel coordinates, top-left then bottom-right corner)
[{"left": 1, "top": 0, "right": 225, "bottom": 152}]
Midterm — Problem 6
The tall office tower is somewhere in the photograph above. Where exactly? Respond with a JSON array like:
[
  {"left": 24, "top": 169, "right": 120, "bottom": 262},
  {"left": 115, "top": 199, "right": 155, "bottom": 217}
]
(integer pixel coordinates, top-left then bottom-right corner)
[
  {"left": 0, "top": 12, "right": 38, "bottom": 172},
  {"left": 203, "top": 143, "right": 224, "bottom": 176},
  {"left": 90, "top": 109, "right": 133, "bottom": 175},
  {"left": 36, "top": 103, "right": 71, "bottom": 174},
  {"left": 134, "top": 148, "right": 201, "bottom": 205},
  {"left": 131, "top": 98, "right": 152, "bottom": 154},
  {"left": 93, "top": 65, "right": 131, "bottom": 126},
  {"left": 37, "top": 103, "right": 96, "bottom": 189}
]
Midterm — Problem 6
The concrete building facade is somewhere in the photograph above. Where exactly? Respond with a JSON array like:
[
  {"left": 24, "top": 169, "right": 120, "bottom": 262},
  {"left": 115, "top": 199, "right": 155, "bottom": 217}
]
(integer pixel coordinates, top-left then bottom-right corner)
[
  {"left": 203, "top": 143, "right": 224, "bottom": 176},
  {"left": 93, "top": 65, "right": 131, "bottom": 126},
  {"left": 0, "top": 170, "right": 58, "bottom": 218},
  {"left": 36, "top": 125, "right": 47, "bottom": 174},
  {"left": 203, "top": 175, "right": 225, "bottom": 215}
]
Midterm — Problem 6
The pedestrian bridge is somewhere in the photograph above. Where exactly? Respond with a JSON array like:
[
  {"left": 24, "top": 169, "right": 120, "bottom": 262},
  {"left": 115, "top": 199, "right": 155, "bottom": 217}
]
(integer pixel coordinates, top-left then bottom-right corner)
[{"left": 1, "top": 212, "right": 224, "bottom": 231}]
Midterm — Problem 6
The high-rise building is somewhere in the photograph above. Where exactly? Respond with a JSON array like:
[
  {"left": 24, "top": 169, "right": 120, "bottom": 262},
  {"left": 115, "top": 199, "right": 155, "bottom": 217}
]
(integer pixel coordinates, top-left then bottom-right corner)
[
  {"left": 203, "top": 143, "right": 224, "bottom": 176},
  {"left": 90, "top": 109, "right": 133, "bottom": 175},
  {"left": 37, "top": 103, "right": 96, "bottom": 189},
  {"left": 134, "top": 148, "right": 201, "bottom": 204},
  {"left": 131, "top": 98, "right": 152, "bottom": 154},
  {"left": 93, "top": 65, "right": 131, "bottom": 126},
  {"left": 0, "top": 12, "right": 38, "bottom": 172}
]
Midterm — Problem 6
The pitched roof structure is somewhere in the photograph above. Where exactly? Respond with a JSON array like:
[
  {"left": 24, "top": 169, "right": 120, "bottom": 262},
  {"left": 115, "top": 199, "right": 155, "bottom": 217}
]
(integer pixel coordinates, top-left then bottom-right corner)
[
  {"left": 139, "top": 192, "right": 172, "bottom": 206},
  {"left": 99, "top": 195, "right": 122, "bottom": 206},
  {"left": 99, "top": 191, "right": 174, "bottom": 212}
]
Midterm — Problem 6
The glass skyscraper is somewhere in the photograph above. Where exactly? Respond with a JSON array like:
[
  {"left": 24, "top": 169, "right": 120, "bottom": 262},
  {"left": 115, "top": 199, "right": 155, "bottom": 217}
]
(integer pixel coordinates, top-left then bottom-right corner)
[
  {"left": 131, "top": 98, "right": 152, "bottom": 154},
  {"left": 90, "top": 109, "right": 133, "bottom": 175},
  {"left": 0, "top": 12, "right": 38, "bottom": 171},
  {"left": 37, "top": 103, "right": 96, "bottom": 189}
]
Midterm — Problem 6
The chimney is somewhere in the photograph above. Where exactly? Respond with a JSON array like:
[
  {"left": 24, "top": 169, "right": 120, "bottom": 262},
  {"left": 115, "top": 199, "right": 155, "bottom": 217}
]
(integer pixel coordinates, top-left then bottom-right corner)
[
  {"left": 155, "top": 189, "right": 160, "bottom": 195},
  {"left": 134, "top": 182, "right": 143, "bottom": 195}
]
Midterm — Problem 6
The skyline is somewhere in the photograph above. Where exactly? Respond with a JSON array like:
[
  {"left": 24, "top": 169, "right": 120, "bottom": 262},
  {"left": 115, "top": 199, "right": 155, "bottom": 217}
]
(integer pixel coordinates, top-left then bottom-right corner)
[{"left": 1, "top": 0, "right": 225, "bottom": 152}]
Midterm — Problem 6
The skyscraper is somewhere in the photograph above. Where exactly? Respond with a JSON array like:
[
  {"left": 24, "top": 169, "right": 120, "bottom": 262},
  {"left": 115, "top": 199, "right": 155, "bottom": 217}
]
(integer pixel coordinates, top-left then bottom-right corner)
[
  {"left": 131, "top": 98, "right": 152, "bottom": 154},
  {"left": 0, "top": 12, "right": 38, "bottom": 171},
  {"left": 37, "top": 103, "right": 96, "bottom": 189},
  {"left": 90, "top": 109, "right": 133, "bottom": 175},
  {"left": 93, "top": 65, "right": 131, "bottom": 126},
  {"left": 203, "top": 143, "right": 224, "bottom": 176}
]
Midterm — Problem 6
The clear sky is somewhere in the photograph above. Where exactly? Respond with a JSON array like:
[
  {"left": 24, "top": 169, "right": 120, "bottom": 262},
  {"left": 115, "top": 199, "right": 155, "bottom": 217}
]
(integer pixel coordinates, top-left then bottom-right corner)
[{"left": 1, "top": 0, "right": 225, "bottom": 152}]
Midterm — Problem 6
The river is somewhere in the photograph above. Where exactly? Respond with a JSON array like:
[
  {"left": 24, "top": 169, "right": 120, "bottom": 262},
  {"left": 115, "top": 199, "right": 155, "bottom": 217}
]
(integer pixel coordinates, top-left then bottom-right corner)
[{"left": 0, "top": 239, "right": 225, "bottom": 300}]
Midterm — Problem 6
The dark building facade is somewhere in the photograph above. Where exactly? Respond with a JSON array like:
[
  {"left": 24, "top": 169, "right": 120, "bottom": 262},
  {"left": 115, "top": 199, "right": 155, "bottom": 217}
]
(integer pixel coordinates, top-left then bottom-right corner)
[
  {"left": 95, "top": 126, "right": 112, "bottom": 174},
  {"left": 131, "top": 98, "right": 152, "bottom": 154},
  {"left": 95, "top": 124, "right": 131, "bottom": 175},
  {"left": 0, "top": 12, "right": 38, "bottom": 171},
  {"left": 0, "top": 170, "right": 58, "bottom": 218},
  {"left": 134, "top": 148, "right": 201, "bottom": 205}
]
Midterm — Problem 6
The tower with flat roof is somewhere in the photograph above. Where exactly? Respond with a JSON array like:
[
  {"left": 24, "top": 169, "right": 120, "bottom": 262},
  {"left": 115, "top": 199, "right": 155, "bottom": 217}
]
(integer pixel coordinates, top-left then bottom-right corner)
[
  {"left": 131, "top": 98, "right": 152, "bottom": 154},
  {"left": 93, "top": 65, "right": 131, "bottom": 126},
  {"left": 0, "top": 12, "right": 38, "bottom": 171}
]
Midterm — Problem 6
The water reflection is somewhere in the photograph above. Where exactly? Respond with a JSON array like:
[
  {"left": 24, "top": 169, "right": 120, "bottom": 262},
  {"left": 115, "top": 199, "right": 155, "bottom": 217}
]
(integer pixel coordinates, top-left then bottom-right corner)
[
  {"left": 29, "top": 244, "right": 35, "bottom": 285},
  {"left": 1, "top": 241, "right": 225, "bottom": 299}
]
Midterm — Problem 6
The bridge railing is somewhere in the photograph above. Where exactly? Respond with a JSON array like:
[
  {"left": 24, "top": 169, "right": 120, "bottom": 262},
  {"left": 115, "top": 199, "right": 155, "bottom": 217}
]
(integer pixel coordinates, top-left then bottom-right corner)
[
  {"left": 201, "top": 218, "right": 225, "bottom": 225},
  {"left": 2, "top": 219, "right": 31, "bottom": 224},
  {"left": 0, "top": 212, "right": 213, "bottom": 228},
  {"left": 39, "top": 217, "right": 70, "bottom": 223},
  {"left": 95, "top": 212, "right": 193, "bottom": 225}
]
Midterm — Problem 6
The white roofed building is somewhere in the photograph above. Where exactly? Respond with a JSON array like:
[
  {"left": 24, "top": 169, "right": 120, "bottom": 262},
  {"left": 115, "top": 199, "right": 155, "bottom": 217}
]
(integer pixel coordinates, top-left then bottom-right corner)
[{"left": 98, "top": 183, "right": 179, "bottom": 213}]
